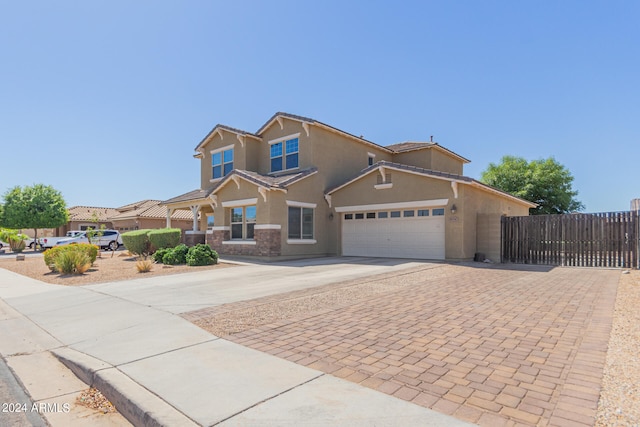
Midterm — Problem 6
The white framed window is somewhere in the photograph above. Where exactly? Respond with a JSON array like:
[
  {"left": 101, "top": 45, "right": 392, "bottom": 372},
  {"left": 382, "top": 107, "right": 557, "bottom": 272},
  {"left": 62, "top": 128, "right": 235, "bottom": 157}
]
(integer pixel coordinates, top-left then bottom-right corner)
[
  {"left": 212, "top": 145, "right": 234, "bottom": 179},
  {"left": 288, "top": 206, "right": 314, "bottom": 240},
  {"left": 432, "top": 208, "right": 445, "bottom": 216},
  {"left": 367, "top": 152, "right": 376, "bottom": 166},
  {"left": 230, "top": 205, "right": 256, "bottom": 240},
  {"left": 270, "top": 136, "right": 299, "bottom": 172}
]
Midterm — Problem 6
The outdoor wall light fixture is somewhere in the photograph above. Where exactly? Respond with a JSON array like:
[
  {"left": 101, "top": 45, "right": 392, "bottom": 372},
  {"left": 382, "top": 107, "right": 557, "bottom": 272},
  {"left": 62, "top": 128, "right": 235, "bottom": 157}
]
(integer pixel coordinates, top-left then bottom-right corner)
[
  {"left": 329, "top": 213, "right": 334, "bottom": 220},
  {"left": 450, "top": 204, "right": 457, "bottom": 214}
]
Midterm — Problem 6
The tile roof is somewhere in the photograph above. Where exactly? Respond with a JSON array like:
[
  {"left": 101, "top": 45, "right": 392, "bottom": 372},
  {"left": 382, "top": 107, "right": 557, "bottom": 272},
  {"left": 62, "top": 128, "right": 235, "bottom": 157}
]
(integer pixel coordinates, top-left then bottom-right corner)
[
  {"left": 161, "top": 188, "right": 214, "bottom": 205},
  {"left": 385, "top": 142, "right": 471, "bottom": 162},
  {"left": 116, "top": 199, "right": 159, "bottom": 211},
  {"left": 385, "top": 142, "right": 436, "bottom": 152},
  {"left": 232, "top": 167, "right": 318, "bottom": 190},
  {"left": 110, "top": 200, "right": 194, "bottom": 220},
  {"left": 195, "top": 124, "right": 261, "bottom": 151},
  {"left": 67, "top": 206, "right": 121, "bottom": 222},
  {"left": 163, "top": 168, "right": 318, "bottom": 206},
  {"left": 325, "top": 160, "right": 536, "bottom": 208}
]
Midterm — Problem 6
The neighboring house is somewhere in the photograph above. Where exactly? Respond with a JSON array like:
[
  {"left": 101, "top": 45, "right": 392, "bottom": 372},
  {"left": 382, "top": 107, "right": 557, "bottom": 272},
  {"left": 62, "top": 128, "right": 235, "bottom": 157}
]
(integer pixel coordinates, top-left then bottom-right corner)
[
  {"left": 58, "top": 206, "right": 120, "bottom": 234},
  {"left": 56, "top": 201, "right": 193, "bottom": 236},
  {"left": 108, "top": 200, "right": 193, "bottom": 232},
  {"left": 163, "top": 112, "right": 535, "bottom": 261}
]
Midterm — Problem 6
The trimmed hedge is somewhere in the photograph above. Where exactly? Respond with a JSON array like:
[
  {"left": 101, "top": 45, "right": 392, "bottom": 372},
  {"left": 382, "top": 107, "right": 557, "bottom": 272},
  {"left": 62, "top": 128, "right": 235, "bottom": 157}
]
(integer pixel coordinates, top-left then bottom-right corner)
[
  {"left": 121, "top": 229, "right": 153, "bottom": 257},
  {"left": 148, "top": 228, "right": 181, "bottom": 250}
]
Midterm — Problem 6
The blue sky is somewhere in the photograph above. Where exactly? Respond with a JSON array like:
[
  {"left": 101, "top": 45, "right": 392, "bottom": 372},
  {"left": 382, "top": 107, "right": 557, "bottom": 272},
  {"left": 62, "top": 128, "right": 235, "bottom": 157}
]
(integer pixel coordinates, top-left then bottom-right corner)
[{"left": 1, "top": 1, "right": 638, "bottom": 212}]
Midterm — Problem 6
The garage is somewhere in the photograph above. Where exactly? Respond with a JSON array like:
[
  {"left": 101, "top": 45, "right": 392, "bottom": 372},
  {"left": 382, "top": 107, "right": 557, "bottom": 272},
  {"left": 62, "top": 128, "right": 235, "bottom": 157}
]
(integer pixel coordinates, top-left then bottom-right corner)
[{"left": 341, "top": 207, "right": 445, "bottom": 259}]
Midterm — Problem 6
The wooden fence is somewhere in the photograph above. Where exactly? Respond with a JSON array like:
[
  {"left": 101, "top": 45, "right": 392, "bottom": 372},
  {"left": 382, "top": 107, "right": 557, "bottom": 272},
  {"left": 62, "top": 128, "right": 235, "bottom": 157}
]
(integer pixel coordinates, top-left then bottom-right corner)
[{"left": 501, "top": 211, "right": 639, "bottom": 268}]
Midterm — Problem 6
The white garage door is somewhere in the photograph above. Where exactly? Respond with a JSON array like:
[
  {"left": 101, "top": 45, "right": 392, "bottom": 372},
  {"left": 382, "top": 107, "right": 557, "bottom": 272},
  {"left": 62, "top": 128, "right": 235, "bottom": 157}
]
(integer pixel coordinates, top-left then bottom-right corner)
[{"left": 341, "top": 208, "right": 445, "bottom": 259}]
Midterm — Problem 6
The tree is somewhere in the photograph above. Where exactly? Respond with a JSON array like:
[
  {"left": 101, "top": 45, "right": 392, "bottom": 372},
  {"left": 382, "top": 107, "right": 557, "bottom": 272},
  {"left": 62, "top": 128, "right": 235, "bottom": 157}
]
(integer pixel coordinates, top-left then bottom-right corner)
[
  {"left": 480, "top": 156, "right": 585, "bottom": 215},
  {"left": 2, "top": 184, "right": 69, "bottom": 246}
]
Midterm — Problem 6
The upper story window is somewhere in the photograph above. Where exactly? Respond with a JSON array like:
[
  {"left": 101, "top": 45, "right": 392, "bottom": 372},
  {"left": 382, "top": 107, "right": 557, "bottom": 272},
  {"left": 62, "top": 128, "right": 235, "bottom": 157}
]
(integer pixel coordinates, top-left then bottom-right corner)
[
  {"left": 368, "top": 152, "right": 376, "bottom": 166},
  {"left": 212, "top": 146, "right": 234, "bottom": 179},
  {"left": 270, "top": 136, "right": 299, "bottom": 172}
]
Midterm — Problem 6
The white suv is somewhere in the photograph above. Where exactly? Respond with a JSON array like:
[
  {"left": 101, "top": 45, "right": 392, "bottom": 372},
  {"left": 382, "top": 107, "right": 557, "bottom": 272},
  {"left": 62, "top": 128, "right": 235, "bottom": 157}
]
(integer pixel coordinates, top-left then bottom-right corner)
[{"left": 55, "top": 230, "right": 123, "bottom": 251}]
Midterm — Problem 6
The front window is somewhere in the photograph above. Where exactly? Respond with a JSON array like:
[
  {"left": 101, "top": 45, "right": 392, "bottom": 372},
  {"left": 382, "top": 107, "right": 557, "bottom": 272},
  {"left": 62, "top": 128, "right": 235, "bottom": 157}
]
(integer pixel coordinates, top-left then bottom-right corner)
[
  {"left": 271, "top": 138, "right": 299, "bottom": 172},
  {"left": 212, "top": 148, "right": 233, "bottom": 179},
  {"left": 207, "top": 214, "right": 215, "bottom": 229},
  {"left": 288, "top": 206, "right": 314, "bottom": 239},
  {"left": 231, "top": 206, "right": 256, "bottom": 240}
]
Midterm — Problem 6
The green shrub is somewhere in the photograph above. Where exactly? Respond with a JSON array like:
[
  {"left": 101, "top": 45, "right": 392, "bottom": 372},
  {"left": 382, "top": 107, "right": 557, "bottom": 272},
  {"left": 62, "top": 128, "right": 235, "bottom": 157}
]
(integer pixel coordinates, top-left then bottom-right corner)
[
  {"left": 186, "top": 244, "right": 218, "bottom": 266},
  {"left": 152, "top": 248, "right": 170, "bottom": 263},
  {"left": 54, "top": 248, "right": 91, "bottom": 274},
  {"left": 44, "top": 244, "right": 98, "bottom": 272},
  {"left": 148, "top": 228, "right": 181, "bottom": 250},
  {"left": 162, "top": 251, "right": 180, "bottom": 265},
  {"left": 43, "top": 247, "right": 62, "bottom": 271},
  {"left": 173, "top": 244, "right": 189, "bottom": 264},
  {"left": 1, "top": 229, "right": 28, "bottom": 253},
  {"left": 121, "top": 229, "right": 152, "bottom": 258}
]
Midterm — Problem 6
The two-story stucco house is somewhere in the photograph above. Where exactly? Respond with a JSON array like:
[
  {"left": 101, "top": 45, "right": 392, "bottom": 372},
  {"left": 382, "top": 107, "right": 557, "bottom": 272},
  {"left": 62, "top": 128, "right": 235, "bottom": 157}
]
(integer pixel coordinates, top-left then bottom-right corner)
[{"left": 163, "top": 112, "right": 535, "bottom": 261}]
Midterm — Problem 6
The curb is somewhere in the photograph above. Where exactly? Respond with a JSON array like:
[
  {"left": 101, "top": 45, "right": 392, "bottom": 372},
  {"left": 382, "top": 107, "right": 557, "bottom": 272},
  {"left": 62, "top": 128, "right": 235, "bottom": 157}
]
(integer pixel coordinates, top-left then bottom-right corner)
[{"left": 52, "top": 348, "right": 198, "bottom": 427}]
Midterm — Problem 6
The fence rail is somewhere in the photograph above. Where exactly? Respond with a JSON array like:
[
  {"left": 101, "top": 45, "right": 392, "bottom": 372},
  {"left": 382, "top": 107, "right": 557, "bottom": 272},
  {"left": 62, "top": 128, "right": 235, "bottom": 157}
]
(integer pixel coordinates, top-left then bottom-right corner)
[{"left": 501, "top": 211, "right": 639, "bottom": 268}]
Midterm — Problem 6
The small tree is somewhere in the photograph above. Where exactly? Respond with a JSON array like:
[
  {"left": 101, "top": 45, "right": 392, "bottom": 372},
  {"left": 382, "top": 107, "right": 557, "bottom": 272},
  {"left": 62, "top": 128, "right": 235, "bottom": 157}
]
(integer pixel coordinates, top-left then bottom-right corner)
[
  {"left": 85, "top": 212, "right": 106, "bottom": 256},
  {"left": 480, "top": 156, "right": 585, "bottom": 215},
  {"left": 2, "top": 184, "right": 69, "bottom": 246}
]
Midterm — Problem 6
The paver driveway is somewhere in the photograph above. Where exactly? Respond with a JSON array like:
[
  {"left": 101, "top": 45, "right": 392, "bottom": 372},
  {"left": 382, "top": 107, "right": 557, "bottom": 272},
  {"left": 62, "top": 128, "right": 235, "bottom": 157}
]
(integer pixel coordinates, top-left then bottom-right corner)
[{"left": 186, "top": 262, "right": 619, "bottom": 427}]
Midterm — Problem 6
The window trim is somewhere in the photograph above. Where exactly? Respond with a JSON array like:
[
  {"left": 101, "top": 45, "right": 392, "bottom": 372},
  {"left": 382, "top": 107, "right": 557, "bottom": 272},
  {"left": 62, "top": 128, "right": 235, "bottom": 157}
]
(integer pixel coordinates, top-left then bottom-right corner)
[
  {"left": 287, "top": 202, "right": 315, "bottom": 242},
  {"left": 211, "top": 144, "right": 235, "bottom": 179},
  {"left": 229, "top": 205, "right": 256, "bottom": 240},
  {"left": 334, "top": 199, "right": 449, "bottom": 213},
  {"left": 269, "top": 133, "right": 300, "bottom": 173}
]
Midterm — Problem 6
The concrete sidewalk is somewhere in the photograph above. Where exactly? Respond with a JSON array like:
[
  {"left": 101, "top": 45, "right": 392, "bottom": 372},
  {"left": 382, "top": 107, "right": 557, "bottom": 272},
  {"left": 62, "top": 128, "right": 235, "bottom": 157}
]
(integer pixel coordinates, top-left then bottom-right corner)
[{"left": 0, "top": 259, "right": 474, "bottom": 426}]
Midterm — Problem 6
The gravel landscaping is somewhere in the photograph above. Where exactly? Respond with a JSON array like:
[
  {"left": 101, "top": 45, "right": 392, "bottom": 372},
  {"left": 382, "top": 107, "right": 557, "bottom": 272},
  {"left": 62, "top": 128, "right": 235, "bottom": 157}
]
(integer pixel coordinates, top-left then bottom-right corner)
[
  {"left": 595, "top": 269, "right": 640, "bottom": 426},
  {"left": 0, "top": 250, "right": 231, "bottom": 285}
]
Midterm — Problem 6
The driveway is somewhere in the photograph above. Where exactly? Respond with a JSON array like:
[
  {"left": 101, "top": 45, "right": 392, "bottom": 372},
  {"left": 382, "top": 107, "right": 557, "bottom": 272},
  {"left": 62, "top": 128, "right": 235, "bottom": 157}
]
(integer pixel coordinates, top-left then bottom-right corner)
[
  {"left": 185, "top": 262, "right": 619, "bottom": 427},
  {"left": 85, "top": 256, "right": 434, "bottom": 313}
]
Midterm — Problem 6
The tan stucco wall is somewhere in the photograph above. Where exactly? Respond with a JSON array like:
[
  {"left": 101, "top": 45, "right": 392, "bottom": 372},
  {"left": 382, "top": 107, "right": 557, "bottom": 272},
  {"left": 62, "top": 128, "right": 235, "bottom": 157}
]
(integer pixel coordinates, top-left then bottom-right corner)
[
  {"left": 459, "top": 185, "right": 531, "bottom": 260},
  {"left": 391, "top": 148, "right": 464, "bottom": 175},
  {"left": 258, "top": 120, "right": 392, "bottom": 188},
  {"left": 329, "top": 170, "right": 532, "bottom": 261},
  {"left": 211, "top": 173, "right": 335, "bottom": 257},
  {"left": 330, "top": 171, "right": 462, "bottom": 258}
]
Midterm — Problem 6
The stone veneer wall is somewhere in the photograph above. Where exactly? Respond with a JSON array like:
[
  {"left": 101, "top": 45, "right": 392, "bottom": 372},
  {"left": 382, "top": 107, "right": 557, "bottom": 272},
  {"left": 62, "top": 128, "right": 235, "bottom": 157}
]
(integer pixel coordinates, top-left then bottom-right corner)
[{"left": 207, "top": 229, "right": 281, "bottom": 257}]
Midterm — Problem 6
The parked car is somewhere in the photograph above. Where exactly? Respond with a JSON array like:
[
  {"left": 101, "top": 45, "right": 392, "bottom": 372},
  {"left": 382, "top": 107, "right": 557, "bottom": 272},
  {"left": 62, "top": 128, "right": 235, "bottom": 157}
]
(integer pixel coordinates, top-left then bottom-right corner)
[
  {"left": 39, "top": 231, "right": 85, "bottom": 249},
  {"left": 55, "top": 230, "right": 123, "bottom": 251}
]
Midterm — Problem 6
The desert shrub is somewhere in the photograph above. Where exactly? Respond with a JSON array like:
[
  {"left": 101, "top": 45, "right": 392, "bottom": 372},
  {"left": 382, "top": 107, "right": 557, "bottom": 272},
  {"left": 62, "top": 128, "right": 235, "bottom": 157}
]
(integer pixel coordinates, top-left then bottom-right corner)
[
  {"left": 135, "top": 259, "right": 153, "bottom": 273},
  {"left": 121, "top": 229, "right": 152, "bottom": 258},
  {"left": 43, "top": 244, "right": 98, "bottom": 272},
  {"left": 43, "top": 246, "right": 63, "bottom": 271},
  {"left": 148, "top": 228, "right": 181, "bottom": 250},
  {"left": 1, "top": 229, "right": 28, "bottom": 253},
  {"left": 186, "top": 244, "right": 218, "bottom": 266},
  {"left": 54, "top": 249, "right": 91, "bottom": 274},
  {"left": 152, "top": 248, "right": 170, "bottom": 263},
  {"left": 74, "top": 243, "right": 99, "bottom": 264}
]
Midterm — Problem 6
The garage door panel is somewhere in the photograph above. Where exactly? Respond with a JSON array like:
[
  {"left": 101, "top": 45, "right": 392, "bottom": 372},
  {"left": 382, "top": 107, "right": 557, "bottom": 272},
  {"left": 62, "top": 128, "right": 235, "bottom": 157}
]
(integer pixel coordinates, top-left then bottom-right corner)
[{"left": 342, "top": 214, "right": 445, "bottom": 260}]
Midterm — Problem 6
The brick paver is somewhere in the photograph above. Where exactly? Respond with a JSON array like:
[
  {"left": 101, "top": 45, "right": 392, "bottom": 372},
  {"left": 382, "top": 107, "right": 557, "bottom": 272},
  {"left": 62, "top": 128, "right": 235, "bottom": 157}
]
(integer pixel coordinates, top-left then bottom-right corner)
[{"left": 187, "top": 263, "right": 619, "bottom": 426}]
